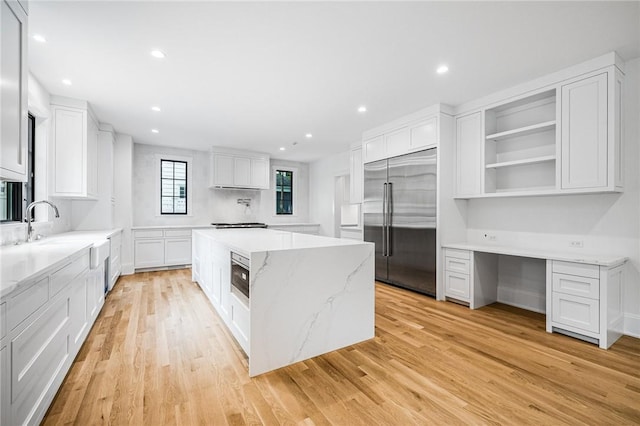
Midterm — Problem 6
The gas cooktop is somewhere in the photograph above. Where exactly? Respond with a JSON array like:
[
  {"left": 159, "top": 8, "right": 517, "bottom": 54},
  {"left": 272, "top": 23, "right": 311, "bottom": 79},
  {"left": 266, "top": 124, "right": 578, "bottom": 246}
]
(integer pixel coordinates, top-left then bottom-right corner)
[{"left": 211, "top": 222, "right": 268, "bottom": 229}]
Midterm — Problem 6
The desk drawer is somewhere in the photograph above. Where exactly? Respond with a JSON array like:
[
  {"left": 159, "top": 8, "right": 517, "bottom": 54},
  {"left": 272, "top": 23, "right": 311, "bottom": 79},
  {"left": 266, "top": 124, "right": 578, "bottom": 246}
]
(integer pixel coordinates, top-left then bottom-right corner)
[
  {"left": 552, "top": 261, "right": 599, "bottom": 279},
  {"left": 444, "top": 248, "right": 470, "bottom": 260},
  {"left": 444, "top": 257, "right": 470, "bottom": 274},
  {"left": 552, "top": 293, "right": 599, "bottom": 334},
  {"left": 134, "top": 229, "right": 164, "bottom": 238},
  {"left": 553, "top": 273, "right": 599, "bottom": 299},
  {"left": 445, "top": 271, "right": 470, "bottom": 301}
]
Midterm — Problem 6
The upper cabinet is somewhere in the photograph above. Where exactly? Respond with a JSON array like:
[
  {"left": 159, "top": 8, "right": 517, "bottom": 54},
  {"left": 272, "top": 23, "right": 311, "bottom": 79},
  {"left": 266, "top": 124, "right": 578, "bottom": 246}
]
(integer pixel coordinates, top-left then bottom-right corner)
[
  {"left": 50, "top": 96, "right": 99, "bottom": 199},
  {"left": 362, "top": 104, "right": 449, "bottom": 164},
  {"left": 209, "top": 148, "right": 270, "bottom": 190},
  {"left": 454, "top": 52, "right": 624, "bottom": 198},
  {"left": 0, "top": 0, "right": 28, "bottom": 182}
]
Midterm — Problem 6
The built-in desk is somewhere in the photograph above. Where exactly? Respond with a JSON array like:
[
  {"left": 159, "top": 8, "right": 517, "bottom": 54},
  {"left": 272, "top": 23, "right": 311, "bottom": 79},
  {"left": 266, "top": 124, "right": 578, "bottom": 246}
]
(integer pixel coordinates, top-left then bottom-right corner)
[{"left": 442, "top": 243, "right": 627, "bottom": 349}]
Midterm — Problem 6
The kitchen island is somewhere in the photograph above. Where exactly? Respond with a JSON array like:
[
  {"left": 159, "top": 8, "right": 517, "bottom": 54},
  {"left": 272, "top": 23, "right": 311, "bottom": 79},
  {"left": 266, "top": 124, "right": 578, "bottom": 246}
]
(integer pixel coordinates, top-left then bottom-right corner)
[{"left": 192, "top": 228, "right": 374, "bottom": 376}]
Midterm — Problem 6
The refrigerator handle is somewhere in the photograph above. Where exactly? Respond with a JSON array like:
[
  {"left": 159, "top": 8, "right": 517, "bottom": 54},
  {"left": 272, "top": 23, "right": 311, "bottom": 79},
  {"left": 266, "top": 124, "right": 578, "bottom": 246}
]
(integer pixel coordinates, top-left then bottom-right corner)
[
  {"left": 382, "top": 183, "right": 387, "bottom": 256},
  {"left": 387, "top": 182, "right": 392, "bottom": 257}
]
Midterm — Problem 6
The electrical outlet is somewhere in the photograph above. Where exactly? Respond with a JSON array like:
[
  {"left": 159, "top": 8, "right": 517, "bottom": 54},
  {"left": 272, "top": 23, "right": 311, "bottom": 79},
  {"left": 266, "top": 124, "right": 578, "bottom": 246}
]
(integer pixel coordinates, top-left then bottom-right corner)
[
  {"left": 484, "top": 233, "right": 497, "bottom": 241},
  {"left": 570, "top": 240, "right": 584, "bottom": 248}
]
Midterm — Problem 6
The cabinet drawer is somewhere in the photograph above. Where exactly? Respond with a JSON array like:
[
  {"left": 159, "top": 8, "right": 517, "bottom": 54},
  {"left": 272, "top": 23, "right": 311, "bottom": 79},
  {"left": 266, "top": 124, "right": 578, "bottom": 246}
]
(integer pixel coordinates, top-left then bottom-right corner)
[
  {"left": 445, "top": 271, "right": 470, "bottom": 301},
  {"left": 134, "top": 229, "right": 164, "bottom": 238},
  {"left": 444, "top": 248, "right": 470, "bottom": 260},
  {"left": 552, "top": 292, "right": 599, "bottom": 334},
  {"left": 552, "top": 260, "right": 599, "bottom": 279},
  {"left": 444, "top": 257, "right": 470, "bottom": 274},
  {"left": 164, "top": 228, "right": 192, "bottom": 238},
  {"left": 50, "top": 254, "right": 90, "bottom": 297},
  {"left": 552, "top": 273, "right": 599, "bottom": 299},
  {"left": 8, "top": 277, "right": 49, "bottom": 331}
]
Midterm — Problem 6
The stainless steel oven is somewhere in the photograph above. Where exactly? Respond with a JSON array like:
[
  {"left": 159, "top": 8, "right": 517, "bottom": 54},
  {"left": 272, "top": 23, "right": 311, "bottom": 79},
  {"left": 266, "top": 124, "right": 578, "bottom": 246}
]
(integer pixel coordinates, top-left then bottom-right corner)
[{"left": 230, "top": 252, "right": 250, "bottom": 304}]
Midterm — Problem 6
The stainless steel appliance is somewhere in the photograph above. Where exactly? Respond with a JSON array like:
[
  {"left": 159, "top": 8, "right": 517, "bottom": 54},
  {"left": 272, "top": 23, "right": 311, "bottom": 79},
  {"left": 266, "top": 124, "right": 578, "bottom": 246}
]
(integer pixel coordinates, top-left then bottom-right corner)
[
  {"left": 211, "top": 222, "right": 267, "bottom": 229},
  {"left": 363, "top": 148, "right": 437, "bottom": 296},
  {"left": 230, "top": 252, "right": 250, "bottom": 305}
]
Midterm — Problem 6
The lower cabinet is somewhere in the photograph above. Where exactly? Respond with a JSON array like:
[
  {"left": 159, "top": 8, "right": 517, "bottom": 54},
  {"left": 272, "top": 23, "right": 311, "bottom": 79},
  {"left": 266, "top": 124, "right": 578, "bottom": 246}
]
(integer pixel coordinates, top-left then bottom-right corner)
[
  {"left": 134, "top": 228, "right": 193, "bottom": 269},
  {"left": 109, "top": 231, "right": 122, "bottom": 289},
  {"left": 444, "top": 248, "right": 471, "bottom": 303},
  {"left": 229, "top": 294, "right": 250, "bottom": 353},
  {"left": 1, "top": 249, "right": 101, "bottom": 425}
]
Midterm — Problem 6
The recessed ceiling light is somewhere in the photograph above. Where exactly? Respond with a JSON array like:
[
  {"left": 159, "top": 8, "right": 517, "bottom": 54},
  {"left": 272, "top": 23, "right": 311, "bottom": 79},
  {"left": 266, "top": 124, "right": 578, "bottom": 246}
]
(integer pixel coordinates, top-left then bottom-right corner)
[
  {"left": 279, "top": 147, "right": 285, "bottom": 151},
  {"left": 358, "top": 106, "right": 367, "bottom": 113},
  {"left": 151, "top": 106, "right": 161, "bottom": 112},
  {"left": 436, "top": 64, "right": 449, "bottom": 74},
  {"left": 62, "top": 79, "right": 72, "bottom": 86},
  {"left": 305, "top": 133, "right": 313, "bottom": 139},
  {"left": 151, "top": 129, "right": 159, "bottom": 134},
  {"left": 33, "top": 34, "right": 46, "bottom": 43},
  {"left": 150, "top": 49, "right": 166, "bottom": 59}
]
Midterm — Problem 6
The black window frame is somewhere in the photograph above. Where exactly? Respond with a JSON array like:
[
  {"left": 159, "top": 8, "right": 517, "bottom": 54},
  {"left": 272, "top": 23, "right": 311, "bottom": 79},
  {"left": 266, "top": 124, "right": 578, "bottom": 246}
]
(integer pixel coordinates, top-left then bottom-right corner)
[
  {"left": 275, "top": 169, "right": 293, "bottom": 215},
  {"left": 160, "top": 159, "right": 188, "bottom": 215},
  {"left": 1, "top": 113, "right": 35, "bottom": 223}
]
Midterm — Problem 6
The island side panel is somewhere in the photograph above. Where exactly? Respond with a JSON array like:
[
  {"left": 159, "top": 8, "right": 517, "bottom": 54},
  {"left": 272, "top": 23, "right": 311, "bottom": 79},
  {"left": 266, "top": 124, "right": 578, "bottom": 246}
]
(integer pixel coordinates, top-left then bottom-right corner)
[{"left": 249, "top": 243, "right": 374, "bottom": 377}]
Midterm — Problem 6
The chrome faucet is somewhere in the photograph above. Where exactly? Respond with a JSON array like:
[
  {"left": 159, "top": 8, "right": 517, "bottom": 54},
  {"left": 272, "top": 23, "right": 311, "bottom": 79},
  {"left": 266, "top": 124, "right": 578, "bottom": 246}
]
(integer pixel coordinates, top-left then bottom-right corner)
[{"left": 25, "top": 200, "right": 60, "bottom": 242}]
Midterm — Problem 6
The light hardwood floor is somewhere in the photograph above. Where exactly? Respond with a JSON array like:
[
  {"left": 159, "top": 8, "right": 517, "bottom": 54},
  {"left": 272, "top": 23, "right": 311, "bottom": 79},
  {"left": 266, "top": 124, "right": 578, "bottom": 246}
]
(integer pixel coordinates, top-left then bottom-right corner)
[{"left": 42, "top": 269, "right": 640, "bottom": 425}]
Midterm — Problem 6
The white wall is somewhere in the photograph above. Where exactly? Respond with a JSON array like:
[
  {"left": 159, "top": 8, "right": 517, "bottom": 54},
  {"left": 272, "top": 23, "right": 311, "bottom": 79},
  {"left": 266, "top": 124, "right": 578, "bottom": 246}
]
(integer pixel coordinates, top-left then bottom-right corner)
[
  {"left": 132, "top": 143, "right": 310, "bottom": 226},
  {"left": 309, "top": 150, "right": 350, "bottom": 237},
  {"left": 465, "top": 58, "right": 640, "bottom": 336}
]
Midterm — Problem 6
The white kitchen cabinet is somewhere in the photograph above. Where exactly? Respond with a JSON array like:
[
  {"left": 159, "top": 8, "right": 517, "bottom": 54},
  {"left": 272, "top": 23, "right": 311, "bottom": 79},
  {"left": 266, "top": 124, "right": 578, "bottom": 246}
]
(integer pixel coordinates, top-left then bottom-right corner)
[
  {"left": 109, "top": 231, "right": 122, "bottom": 290},
  {"left": 3, "top": 249, "right": 91, "bottom": 425},
  {"left": 268, "top": 224, "right": 320, "bottom": 235},
  {"left": 134, "top": 228, "right": 195, "bottom": 270},
  {"left": 560, "top": 72, "right": 622, "bottom": 192},
  {"left": 210, "top": 148, "right": 270, "bottom": 189},
  {"left": 548, "top": 259, "right": 624, "bottom": 349},
  {"left": 455, "top": 112, "right": 483, "bottom": 197},
  {"left": 165, "top": 238, "right": 192, "bottom": 266},
  {"left": 50, "top": 97, "right": 99, "bottom": 198},
  {"left": 86, "top": 263, "right": 105, "bottom": 323},
  {"left": 230, "top": 293, "right": 250, "bottom": 354},
  {"left": 363, "top": 112, "right": 443, "bottom": 164},
  {"left": 134, "top": 239, "right": 165, "bottom": 268},
  {"left": 349, "top": 144, "right": 363, "bottom": 204},
  {"left": 444, "top": 248, "right": 471, "bottom": 303},
  {"left": 0, "top": 0, "right": 28, "bottom": 182}
]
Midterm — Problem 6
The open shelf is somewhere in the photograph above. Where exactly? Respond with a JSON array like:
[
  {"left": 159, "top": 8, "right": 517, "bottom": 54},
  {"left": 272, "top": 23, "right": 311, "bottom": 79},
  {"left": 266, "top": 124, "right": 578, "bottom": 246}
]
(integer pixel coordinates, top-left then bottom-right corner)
[
  {"left": 486, "top": 120, "right": 556, "bottom": 141},
  {"left": 486, "top": 155, "right": 556, "bottom": 169}
]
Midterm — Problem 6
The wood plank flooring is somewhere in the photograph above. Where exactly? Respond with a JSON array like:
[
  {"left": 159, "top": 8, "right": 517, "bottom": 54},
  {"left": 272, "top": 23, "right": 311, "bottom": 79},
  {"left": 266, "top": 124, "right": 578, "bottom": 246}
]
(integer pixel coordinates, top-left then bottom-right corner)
[{"left": 42, "top": 268, "right": 640, "bottom": 425}]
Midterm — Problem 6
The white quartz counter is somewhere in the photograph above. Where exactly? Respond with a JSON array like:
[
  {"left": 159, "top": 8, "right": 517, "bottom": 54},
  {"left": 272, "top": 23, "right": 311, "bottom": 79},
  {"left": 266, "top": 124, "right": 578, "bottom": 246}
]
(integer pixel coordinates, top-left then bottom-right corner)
[
  {"left": 194, "top": 228, "right": 369, "bottom": 257},
  {"left": 47, "top": 228, "right": 123, "bottom": 241},
  {"left": 0, "top": 240, "right": 92, "bottom": 298},
  {"left": 132, "top": 225, "right": 215, "bottom": 230},
  {"left": 443, "top": 242, "right": 627, "bottom": 267}
]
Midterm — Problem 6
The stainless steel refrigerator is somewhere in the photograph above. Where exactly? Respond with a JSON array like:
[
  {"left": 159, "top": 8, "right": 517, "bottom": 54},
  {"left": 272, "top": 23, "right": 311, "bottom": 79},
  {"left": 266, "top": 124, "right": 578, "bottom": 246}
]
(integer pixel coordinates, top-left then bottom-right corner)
[{"left": 363, "top": 148, "right": 437, "bottom": 296}]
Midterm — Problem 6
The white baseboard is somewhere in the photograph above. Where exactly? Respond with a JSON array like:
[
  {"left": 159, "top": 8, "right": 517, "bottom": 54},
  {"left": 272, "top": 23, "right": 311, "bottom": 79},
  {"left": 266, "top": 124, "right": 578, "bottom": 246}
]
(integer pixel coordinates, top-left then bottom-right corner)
[{"left": 624, "top": 313, "right": 640, "bottom": 338}]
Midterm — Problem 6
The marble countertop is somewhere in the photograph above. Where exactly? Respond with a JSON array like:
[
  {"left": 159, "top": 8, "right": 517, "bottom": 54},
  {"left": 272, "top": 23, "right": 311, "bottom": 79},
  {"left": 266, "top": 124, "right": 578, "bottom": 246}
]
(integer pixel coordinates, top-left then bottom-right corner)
[
  {"left": 50, "top": 229, "right": 123, "bottom": 241},
  {"left": 195, "top": 228, "right": 370, "bottom": 257},
  {"left": 443, "top": 242, "right": 627, "bottom": 267},
  {"left": 267, "top": 223, "right": 320, "bottom": 227},
  {"left": 1, "top": 240, "right": 92, "bottom": 298}
]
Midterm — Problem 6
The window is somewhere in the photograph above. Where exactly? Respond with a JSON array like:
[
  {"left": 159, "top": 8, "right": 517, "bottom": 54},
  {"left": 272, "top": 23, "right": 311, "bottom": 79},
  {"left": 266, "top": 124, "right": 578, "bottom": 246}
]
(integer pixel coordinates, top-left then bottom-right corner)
[
  {"left": 275, "top": 170, "right": 293, "bottom": 215},
  {"left": 160, "top": 159, "right": 187, "bottom": 214},
  {"left": 1, "top": 114, "right": 35, "bottom": 222}
]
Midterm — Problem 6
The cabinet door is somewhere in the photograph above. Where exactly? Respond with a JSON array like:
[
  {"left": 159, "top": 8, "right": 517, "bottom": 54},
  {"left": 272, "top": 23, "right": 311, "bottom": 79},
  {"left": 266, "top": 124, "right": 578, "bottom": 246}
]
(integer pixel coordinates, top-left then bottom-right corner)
[
  {"left": 86, "top": 116, "right": 99, "bottom": 198},
  {"left": 1, "top": 344, "right": 8, "bottom": 426},
  {"left": 455, "top": 112, "right": 483, "bottom": 197},
  {"left": 134, "top": 239, "right": 165, "bottom": 268},
  {"left": 561, "top": 73, "right": 608, "bottom": 190},
  {"left": 552, "top": 292, "right": 599, "bottom": 334},
  {"left": 212, "top": 154, "right": 234, "bottom": 186},
  {"left": 445, "top": 271, "right": 470, "bottom": 301},
  {"left": 385, "top": 127, "right": 411, "bottom": 158},
  {"left": 52, "top": 106, "right": 86, "bottom": 195},
  {"left": 234, "top": 157, "right": 251, "bottom": 187},
  {"left": 69, "top": 274, "right": 89, "bottom": 353},
  {"left": 410, "top": 117, "right": 438, "bottom": 151},
  {"left": 164, "top": 238, "right": 192, "bottom": 266},
  {"left": 250, "top": 158, "right": 269, "bottom": 189},
  {"left": 0, "top": 0, "right": 28, "bottom": 182},
  {"left": 363, "top": 136, "right": 384, "bottom": 163},
  {"left": 349, "top": 146, "right": 363, "bottom": 203}
]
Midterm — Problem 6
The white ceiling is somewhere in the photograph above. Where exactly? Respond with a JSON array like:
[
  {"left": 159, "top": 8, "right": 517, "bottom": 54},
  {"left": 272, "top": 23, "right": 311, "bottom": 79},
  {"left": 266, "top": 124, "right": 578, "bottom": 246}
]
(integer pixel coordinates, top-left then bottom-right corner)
[{"left": 28, "top": 1, "right": 640, "bottom": 162}]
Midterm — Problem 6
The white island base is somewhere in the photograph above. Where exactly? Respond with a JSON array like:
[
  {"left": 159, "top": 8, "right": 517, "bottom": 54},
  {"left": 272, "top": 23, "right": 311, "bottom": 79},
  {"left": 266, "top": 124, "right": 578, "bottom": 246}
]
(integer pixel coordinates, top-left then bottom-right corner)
[{"left": 192, "top": 229, "right": 375, "bottom": 377}]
